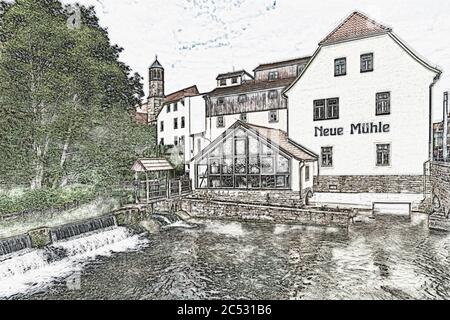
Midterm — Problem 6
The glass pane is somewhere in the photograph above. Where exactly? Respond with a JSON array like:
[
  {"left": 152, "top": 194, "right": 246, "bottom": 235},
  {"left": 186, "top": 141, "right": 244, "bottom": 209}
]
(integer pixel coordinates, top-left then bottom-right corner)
[
  {"left": 261, "top": 157, "right": 274, "bottom": 174},
  {"left": 209, "top": 158, "right": 220, "bottom": 174},
  {"left": 248, "top": 176, "right": 261, "bottom": 188},
  {"left": 209, "top": 176, "right": 221, "bottom": 188},
  {"left": 261, "top": 143, "right": 274, "bottom": 155},
  {"left": 222, "top": 175, "right": 233, "bottom": 188},
  {"left": 249, "top": 137, "right": 259, "bottom": 155},
  {"left": 222, "top": 158, "right": 233, "bottom": 174},
  {"left": 277, "top": 155, "right": 289, "bottom": 173},
  {"left": 276, "top": 176, "right": 287, "bottom": 188},
  {"left": 223, "top": 138, "right": 233, "bottom": 156},
  {"left": 261, "top": 176, "right": 275, "bottom": 188},
  {"left": 248, "top": 157, "right": 260, "bottom": 174},
  {"left": 235, "top": 139, "right": 246, "bottom": 155},
  {"left": 235, "top": 158, "right": 246, "bottom": 174},
  {"left": 235, "top": 176, "right": 247, "bottom": 189},
  {"left": 210, "top": 145, "right": 221, "bottom": 157}
]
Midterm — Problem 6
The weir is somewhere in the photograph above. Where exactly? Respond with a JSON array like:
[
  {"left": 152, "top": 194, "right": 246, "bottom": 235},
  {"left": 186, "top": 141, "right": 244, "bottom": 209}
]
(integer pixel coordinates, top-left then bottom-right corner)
[
  {"left": 50, "top": 216, "right": 117, "bottom": 242},
  {"left": 0, "top": 235, "right": 32, "bottom": 257}
]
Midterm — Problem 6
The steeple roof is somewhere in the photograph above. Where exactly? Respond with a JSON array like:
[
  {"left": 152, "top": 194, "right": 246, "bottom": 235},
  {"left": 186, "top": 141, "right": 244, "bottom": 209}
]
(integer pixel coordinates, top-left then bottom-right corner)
[
  {"left": 319, "top": 11, "right": 392, "bottom": 46},
  {"left": 150, "top": 57, "right": 163, "bottom": 69}
]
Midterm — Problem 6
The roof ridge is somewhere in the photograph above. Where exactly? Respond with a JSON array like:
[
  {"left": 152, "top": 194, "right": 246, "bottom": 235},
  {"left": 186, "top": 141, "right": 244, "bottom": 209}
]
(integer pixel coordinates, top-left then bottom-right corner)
[{"left": 253, "top": 56, "right": 311, "bottom": 71}]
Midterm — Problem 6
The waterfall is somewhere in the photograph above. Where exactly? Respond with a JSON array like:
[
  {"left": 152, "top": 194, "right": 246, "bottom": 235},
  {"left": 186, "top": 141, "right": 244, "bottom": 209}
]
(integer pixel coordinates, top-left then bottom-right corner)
[
  {"left": 152, "top": 213, "right": 196, "bottom": 229},
  {"left": 50, "top": 216, "right": 117, "bottom": 242},
  {"left": 0, "top": 235, "right": 32, "bottom": 257},
  {"left": 0, "top": 226, "right": 147, "bottom": 298}
]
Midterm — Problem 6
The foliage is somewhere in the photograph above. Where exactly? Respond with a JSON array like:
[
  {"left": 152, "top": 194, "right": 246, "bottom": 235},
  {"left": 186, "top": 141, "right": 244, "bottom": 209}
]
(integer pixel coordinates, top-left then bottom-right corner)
[
  {"left": 0, "top": 0, "right": 153, "bottom": 190},
  {"left": 0, "top": 185, "right": 96, "bottom": 215}
]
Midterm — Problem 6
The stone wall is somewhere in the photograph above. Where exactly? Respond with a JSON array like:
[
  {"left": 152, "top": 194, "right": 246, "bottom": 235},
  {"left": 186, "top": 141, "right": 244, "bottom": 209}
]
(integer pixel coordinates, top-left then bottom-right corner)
[
  {"left": 314, "top": 175, "right": 426, "bottom": 194},
  {"left": 191, "top": 189, "right": 304, "bottom": 208},
  {"left": 178, "top": 198, "right": 350, "bottom": 228},
  {"left": 429, "top": 162, "right": 450, "bottom": 231}
]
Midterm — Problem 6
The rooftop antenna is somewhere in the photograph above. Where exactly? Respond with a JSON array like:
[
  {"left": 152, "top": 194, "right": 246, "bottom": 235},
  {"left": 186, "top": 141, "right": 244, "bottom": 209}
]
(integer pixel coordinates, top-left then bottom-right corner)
[{"left": 444, "top": 91, "right": 449, "bottom": 161}]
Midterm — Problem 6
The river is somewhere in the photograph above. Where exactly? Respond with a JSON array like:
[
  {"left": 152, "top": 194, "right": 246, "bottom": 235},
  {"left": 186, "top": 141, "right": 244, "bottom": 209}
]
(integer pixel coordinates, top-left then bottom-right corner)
[{"left": 2, "top": 213, "right": 450, "bottom": 300}]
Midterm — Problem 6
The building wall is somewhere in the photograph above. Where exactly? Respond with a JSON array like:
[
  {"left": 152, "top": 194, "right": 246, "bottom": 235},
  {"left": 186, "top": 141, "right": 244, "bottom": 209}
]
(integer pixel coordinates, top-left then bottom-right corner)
[
  {"left": 431, "top": 162, "right": 450, "bottom": 212},
  {"left": 287, "top": 34, "right": 438, "bottom": 193},
  {"left": 206, "top": 109, "right": 288, "bottom": 143},
  {"left": 255, "top": 65, "right": 299, "bottom": 81}
]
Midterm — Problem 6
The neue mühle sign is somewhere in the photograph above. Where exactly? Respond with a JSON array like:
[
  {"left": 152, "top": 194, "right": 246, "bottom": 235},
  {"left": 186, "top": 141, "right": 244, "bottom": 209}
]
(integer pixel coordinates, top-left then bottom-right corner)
[{"left": 314, "top": 121, "right": 390, "bottom": 137}]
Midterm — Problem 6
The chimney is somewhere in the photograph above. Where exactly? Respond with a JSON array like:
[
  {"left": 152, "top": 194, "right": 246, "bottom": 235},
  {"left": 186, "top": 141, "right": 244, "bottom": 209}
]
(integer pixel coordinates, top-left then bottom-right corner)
[{"left": 444, "top": 91, "right": 449, "bottom": 161}]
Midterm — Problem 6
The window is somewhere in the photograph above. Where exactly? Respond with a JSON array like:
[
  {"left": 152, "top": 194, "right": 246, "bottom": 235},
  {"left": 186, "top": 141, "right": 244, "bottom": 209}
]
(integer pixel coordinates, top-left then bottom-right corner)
[
  {"left": 376, "top": 144, "right": 390, "bottom": 166},
  {"left": 151, "top": 69, "right": 162, "bottom": 80},
  {"left": 174, "top": 136, "right": 178, "bottom": 146},
  {"left": 180, "top": 135, "right": 185, "bottom": 146},
  {"left": 160, "top": 138, "right": 164, "bottom": 146},
  {"left": 166, "top": 104, "right": 170, "bottom": 113},
  {"left": 174, "top": 118, "right": 178, "bottom": 129},
  {"left": 334, "top": 58, "right": 346, "bottom": 76},
  {"left": 217, "top": 116, "right": 225, "bottom": 128},
  {"left": 268, "top": 71, "right": 279, "bottom": 81},
  {"left": 181, "top": 116, "right": 185, "bottom": 128},
  {"left": 232, "top": 77, "right": 238, "bottom": 84},
  {"left": 376, "top": 92, "right": 391, "bottom": 115},
  {"left": 268, "top": 110, "right": 279, "bottom": 123},
  {"left": 305, "top": 165, "right": 310, "bottom": 182},
  {"left": 298, "top": 65, "right": 305, "bottom": 75},
  {"left": 314, "top": 98, "right": 339, "bottom": 121},
  {"left": 195, "top": 129, "right": 291, "bottom": 190},
  {"left": 174, "top": 102, "right": 178, "bottom": 112},
  {"left": 326, "top": 98, "right": 339, "bottom": 120},
  {"left": 220, "top": 79, "right": 226, "bottom": 86},
  {"left": 268, "top": 90, "right": 278, "bottom": 100},
  {"left": 240, "top": 113, "right": 247, "bottom": 122},
  {"left": 321, "top": 147, "right": 333, "bottom": 167},
  {"left": 361, "top": 53, "right": 374, "bottom": 73},
  {"left": 217, "top": 98, "right": 224, "bottom": 105},
  {"left": 238, "top": 94, "right": 247, "bottom": 104},
  {"left": 160, "top": 121, "right": 164, "bottom": 132}
]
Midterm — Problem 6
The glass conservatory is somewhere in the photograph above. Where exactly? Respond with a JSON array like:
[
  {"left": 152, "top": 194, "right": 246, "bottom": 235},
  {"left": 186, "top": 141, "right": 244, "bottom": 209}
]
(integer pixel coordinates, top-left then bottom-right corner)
[{"left": 195, "top": 127, "right": 292, "bottom": 189}]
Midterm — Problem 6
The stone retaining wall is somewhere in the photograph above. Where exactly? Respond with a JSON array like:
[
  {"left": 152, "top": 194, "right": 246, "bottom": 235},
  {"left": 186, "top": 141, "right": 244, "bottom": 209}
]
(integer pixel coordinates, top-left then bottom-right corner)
[
  {"left": 191, "top": 190, "right": 304, "bottom": 208},
  {"left": 177, "top": 198, "right": 350, "bottom": 228},
  {"left": 314, "top": 175, "right": 426, "bottom": 194}
]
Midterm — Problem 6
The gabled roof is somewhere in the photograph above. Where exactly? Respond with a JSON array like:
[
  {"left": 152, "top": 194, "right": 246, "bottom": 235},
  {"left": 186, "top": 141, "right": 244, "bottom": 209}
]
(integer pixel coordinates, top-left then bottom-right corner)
[
  {"left": 319, "top": 11, "right": 391, "bottom": 46},
  {"left": 216, "top": 70, "right": 254, "bottom": 81},
  {"left": 132, "top": 158, "right": 174, "bottom": 172},
  {"left": 192, "top": 120, "right": 318, "bottom": 162},
  {"left": 206, "top": 77, "right": 295, "bottom": 97},
  {"left": 253, "top": 56, "right": 311, "bottom": 72},
  {"left": 164, "top": 85, "right": 200, "bottom": 104}
]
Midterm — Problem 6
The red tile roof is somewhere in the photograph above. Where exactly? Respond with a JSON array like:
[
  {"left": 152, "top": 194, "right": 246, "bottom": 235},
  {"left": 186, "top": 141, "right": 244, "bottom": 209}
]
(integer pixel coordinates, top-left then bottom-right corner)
[
  {"left": 164, "top": 85, "right": 200, "bottom": 104},
  {"left": 319, "top": 11, "right": 391, "bottom": 46},
  {"left": 207, "top": 77, "right": 296, "bottom": 97}
]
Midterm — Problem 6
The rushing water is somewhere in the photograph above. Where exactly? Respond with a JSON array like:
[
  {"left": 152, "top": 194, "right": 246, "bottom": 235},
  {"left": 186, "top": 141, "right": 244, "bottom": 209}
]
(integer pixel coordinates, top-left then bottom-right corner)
[{"left": 2, "top": 213, "right": 450, "bottom": 300}]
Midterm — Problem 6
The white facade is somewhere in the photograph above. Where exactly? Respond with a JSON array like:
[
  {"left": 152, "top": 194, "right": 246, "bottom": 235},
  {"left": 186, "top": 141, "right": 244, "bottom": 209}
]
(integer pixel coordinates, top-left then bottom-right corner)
[
  {"left": 156, "top": 95, "right": 209, "bottom": 171},
  {"left": 286, "top": 33, "right": 440, "bottom": 177}
]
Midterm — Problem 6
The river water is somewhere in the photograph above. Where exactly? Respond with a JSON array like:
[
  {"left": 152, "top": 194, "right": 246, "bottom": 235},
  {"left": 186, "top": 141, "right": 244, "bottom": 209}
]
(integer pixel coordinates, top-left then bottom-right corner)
[{"left": 2, "top": 213, "right": 450, "bottom": 300}]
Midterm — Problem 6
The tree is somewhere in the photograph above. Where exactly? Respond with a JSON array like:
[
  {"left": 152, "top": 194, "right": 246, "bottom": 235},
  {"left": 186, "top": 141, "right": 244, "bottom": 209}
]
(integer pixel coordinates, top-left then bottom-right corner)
[{"left": 0, "top": 0, "right": 151, "bottom": 190}]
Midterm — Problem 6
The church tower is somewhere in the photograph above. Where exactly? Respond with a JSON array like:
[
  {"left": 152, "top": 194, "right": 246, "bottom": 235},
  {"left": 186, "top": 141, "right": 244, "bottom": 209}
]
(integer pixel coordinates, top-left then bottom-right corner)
[{"left": 147, "top": 56, "right": 165, "bottom": 125}]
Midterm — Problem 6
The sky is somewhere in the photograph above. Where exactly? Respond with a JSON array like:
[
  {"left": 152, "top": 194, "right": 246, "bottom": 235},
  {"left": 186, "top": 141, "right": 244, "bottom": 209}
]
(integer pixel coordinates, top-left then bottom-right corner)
[{"left": 61, "top": 0, "right": 450, "bottom": 120}]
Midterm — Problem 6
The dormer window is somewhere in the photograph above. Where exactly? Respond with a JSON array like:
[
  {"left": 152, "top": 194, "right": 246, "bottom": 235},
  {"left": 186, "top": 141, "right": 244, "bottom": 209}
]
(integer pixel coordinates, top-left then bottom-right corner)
[
  {"left": 268, "top": 71, "right": 279, "bottom": 81},
  {"left": 217, "top": 98, "right": 225, "bottom": 105},
  {"left": 232, "top": 77, "right": 238, "bottom": 84},
  {"left": 220, "top": 79, "right": 227, "bottom": 86},
  {"left": 297, "top": 65, "right": 305, "bottom": 75}
]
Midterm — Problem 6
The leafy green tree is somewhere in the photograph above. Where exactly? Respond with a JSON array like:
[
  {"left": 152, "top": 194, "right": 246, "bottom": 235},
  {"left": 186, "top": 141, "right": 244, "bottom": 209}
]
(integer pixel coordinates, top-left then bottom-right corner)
[{"left": 0, "top": 0, "right": 152, "bottom": 190}]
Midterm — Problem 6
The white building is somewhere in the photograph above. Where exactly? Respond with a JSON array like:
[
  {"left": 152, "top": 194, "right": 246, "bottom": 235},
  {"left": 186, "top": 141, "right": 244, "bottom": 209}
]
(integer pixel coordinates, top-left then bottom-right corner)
[
  {"left": 156, "top": 85, "right": 208, "bottom": 171},
  {"left": 284, "top": 11, "right": 442, "bottom": 211}
]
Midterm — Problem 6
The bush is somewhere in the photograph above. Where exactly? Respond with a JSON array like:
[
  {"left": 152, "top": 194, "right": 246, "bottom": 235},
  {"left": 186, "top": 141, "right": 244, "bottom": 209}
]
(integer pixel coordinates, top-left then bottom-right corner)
[{"left": 0, "top": 185, "right": 97, "bottom": 216}]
